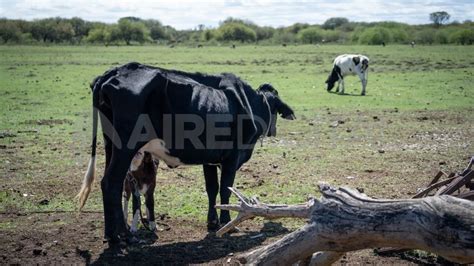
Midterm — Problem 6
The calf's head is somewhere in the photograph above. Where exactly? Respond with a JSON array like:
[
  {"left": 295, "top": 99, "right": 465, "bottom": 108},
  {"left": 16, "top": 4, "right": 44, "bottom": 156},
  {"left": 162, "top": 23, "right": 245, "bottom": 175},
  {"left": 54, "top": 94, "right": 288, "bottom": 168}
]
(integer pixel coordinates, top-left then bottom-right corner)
[
  {"left": 130, "top": 150, "right": 158, "bottom": 173},
  {"left": 257, "top": 83, "right": 295, "bottom": 137}
]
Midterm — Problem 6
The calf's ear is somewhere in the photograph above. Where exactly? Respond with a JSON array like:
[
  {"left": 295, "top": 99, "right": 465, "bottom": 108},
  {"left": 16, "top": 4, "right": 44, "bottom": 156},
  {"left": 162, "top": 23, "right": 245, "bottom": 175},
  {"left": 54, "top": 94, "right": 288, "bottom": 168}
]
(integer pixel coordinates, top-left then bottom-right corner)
[
  {"left": 352, "top": 56, "right": 360, "bottom": 65},
  {"left": 275, "top": 98, "right": 296, "bottom": 120}
]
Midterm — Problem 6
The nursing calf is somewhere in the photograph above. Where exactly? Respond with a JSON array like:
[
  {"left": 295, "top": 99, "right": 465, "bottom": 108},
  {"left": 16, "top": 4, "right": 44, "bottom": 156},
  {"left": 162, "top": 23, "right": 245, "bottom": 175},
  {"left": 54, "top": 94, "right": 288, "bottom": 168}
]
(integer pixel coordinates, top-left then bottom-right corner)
[{"left": 123, "top": 150, "right": 158, "bottom": 232}]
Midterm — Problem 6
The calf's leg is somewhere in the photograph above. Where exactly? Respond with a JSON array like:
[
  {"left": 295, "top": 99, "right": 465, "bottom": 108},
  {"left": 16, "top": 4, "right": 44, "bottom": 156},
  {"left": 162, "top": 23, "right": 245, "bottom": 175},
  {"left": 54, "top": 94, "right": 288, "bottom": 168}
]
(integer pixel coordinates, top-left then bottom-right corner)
[
  {"left": 122, "top": 182, "right": 131, "bottom": 226},
  {"left": 130, "top": 189, "right": 141, "bottom": 233},
  {"left": 145, "top": 188, "right": 156, "bottom": 231}
]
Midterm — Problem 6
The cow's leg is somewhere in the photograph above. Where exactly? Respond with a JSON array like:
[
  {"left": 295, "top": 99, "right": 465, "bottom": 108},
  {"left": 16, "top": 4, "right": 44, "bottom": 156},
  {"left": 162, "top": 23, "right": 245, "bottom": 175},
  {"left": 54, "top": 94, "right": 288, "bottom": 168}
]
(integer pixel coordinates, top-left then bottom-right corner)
[
  {"left": 358, "top": 73, "right": 367, "bottom": 96},
  {"left": 145, "top": 186, "right": 156, "bottom": 231},
  {"left": 219, "top": 163, "right": 237, "bottom": 225},
  {"left": 104, "top": 134, "right": 112, "bottom": 172},
  {"left": 130, "top": 191, "right": 141, "bottom": 233},
  {"left": 335, "top": 77, "right": 341, "bottom": 93},
  {"left": 361, "top": 80, "right": 366, "bottom": 96},
  {"left": 339, "top": 78, "right": 345, "bottom": 94},
  {"left": 203, "top": 165, "right": 219, "bottom": 230},
  {"left": 101, "top": 148, "right": 134, "bottom": 243}
]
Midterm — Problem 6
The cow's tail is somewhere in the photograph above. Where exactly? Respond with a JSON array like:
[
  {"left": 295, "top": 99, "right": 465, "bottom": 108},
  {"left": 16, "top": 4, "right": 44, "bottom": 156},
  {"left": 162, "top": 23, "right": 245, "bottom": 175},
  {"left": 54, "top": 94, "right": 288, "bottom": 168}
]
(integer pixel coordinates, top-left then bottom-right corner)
[{"left": 77, "top": 98, "right": 99, "bottom": 211}]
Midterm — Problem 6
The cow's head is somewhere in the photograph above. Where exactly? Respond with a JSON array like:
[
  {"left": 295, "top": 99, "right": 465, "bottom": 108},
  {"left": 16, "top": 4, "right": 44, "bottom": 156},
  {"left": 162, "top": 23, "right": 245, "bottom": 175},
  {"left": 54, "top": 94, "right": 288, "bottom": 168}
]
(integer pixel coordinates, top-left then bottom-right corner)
[
  {"left": 325, "top": 65, "right": 341, "bottom": 92},
  {"left": 257, "top": 83, "right": 295, "bottom": 137}
]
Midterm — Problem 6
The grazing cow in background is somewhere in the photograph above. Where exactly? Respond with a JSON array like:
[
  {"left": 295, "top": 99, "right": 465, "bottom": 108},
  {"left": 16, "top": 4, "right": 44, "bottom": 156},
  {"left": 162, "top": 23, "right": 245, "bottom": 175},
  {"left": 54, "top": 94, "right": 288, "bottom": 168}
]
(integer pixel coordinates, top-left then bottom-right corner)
[
  {"left": 123, "top": 150, "right": 158, "bottom": 233},
  {"left": 77, "top": 62, "right": 295, "bottom": 243},
  {"left": 326, "top": 54, "right": 370, "bottom": 95}
]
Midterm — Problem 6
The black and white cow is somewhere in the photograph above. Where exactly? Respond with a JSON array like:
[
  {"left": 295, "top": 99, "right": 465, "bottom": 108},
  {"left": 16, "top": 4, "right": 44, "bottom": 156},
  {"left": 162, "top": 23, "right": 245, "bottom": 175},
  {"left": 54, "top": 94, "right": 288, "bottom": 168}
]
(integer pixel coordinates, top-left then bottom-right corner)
[
  {"left": 326, "top": 54, "right": 370, "bottom": 95},
  {"left": 77, "top": 62, "right": 295, "bottom": 243}
]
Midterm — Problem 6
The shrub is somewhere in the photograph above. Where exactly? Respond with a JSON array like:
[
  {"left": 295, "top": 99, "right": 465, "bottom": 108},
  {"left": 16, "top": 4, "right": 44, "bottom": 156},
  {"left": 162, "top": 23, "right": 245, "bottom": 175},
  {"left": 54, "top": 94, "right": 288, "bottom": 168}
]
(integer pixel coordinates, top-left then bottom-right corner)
[
  {"left": 358, "top": 27, "right": 392, "bottom": 44},
  {"left": 0, "top": 20, "right": 22, "bottom": 43},
  {"left": 450, "top": 29, "right": 474, "bottom": 44},
  {"left": 298, "top": 27, "right": 324, "bottom": 44},
  {"left": 391, "top": 28, "right": 409, "bottom": 43},
  {"left": 415, "top": 28, "right": 436, "bottom": 44},
  {"left": 272, "top": 31, "right": 296, "bottom": 44},
  {"left": 216, "top": 23, "right": 256, "bottom": 42},
  {"left": 434, "top": 30, "right": 449, "bottom": 44}
]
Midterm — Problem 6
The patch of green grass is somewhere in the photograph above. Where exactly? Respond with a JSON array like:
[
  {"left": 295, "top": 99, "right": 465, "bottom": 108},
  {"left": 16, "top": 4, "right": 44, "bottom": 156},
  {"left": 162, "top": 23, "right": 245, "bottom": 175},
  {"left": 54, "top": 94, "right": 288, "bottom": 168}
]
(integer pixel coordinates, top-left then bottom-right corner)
[{"left": 0, "top": 221, "right": 17, "bottom": 230}]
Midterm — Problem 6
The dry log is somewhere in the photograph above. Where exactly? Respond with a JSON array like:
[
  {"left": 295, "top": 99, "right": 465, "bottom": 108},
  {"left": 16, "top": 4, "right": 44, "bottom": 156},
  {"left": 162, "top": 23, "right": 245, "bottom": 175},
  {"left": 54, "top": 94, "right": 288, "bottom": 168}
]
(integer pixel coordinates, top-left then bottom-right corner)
[
  {"left": 216, "top": 184, "right": 474, "bottom": 265},
  {"left": 215, "top": 187, "right": 314, "bottom": 237},
  {"left": 412, "top": 175, "right": 457, "bottom": 198},
  {"left": 438, "top": 170, "right": 473, "bottom": 195},
  {"left": 366, "top": 159, "right": 474, "bottom": 255},
  {"left": 427, "top": 171, "right": 446, "bottom": 186}
]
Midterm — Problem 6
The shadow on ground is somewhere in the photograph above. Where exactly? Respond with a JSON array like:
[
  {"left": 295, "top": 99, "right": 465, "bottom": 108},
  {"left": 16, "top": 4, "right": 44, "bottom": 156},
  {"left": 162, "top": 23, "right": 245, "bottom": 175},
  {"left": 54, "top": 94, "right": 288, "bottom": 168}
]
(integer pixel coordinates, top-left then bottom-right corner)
[{"left": 92, "top": 222, "right": 289, "bottom": 265}]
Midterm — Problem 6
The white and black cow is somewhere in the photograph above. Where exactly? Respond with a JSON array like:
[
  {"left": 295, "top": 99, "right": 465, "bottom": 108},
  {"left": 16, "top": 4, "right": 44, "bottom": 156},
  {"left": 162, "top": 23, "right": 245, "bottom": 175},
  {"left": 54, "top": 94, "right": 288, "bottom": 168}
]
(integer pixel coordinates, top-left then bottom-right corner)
[
  {"left": 326, "top": 54, "right": 370, "bottom": 95},
  {"left": 77, "top": 62, "right": 295, "bottom": 244}
]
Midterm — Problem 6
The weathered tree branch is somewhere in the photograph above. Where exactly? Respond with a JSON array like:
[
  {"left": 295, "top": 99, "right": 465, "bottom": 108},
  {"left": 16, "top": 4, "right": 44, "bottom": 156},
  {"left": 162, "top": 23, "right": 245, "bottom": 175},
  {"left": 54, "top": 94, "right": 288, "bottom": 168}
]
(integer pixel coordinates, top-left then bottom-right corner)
[
  {"left": 215, "top": 187, "right": 315, "bottom": 236},
  {"left": 216, "top": 183, "right": 474, "bottom": 265}
]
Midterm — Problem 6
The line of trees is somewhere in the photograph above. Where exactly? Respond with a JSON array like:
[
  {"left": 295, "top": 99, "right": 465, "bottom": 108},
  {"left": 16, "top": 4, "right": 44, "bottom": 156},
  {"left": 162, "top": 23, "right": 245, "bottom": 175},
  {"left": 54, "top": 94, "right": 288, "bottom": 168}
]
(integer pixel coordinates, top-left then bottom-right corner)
[{"left": 1, "top": 12, "right": 473, "bottom": 45}]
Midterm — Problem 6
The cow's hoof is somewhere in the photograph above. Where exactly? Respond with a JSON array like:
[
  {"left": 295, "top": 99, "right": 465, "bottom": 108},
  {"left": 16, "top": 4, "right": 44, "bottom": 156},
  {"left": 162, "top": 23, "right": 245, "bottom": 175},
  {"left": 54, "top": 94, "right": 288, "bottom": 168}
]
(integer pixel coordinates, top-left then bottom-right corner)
[
  {"left": 361, "top": 93, "right": 366, "bottom": 96},
  {"left": 104, "top": 235, "right": 129, "bottom": 249},
  {"left": 126, "top": 236, "right": 140, "bottom": 244},
  {"left": 148, "top": 221, "right": 157, "bottom": 232},
  {"left": 104, "top": 233, "right": 122, "bottom": 244},
  {"left": 207, "top": 220, "right": 220, "bottom": 231}
]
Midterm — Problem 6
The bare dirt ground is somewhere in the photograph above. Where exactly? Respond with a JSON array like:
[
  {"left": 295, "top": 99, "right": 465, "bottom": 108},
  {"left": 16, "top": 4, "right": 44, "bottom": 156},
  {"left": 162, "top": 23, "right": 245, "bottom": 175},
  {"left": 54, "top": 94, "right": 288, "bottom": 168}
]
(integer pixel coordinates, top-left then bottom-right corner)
[
  {"left": 2, "top": 211, "right": 442, "bottom": 265},
  {"left": 1, "top": 108, "right": 471, "bottom": 265}
]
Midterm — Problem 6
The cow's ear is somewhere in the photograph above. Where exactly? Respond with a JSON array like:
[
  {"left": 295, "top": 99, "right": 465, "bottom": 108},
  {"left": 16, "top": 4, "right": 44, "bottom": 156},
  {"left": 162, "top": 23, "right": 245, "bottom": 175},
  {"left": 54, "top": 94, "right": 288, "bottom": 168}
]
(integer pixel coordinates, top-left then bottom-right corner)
[
  {"left": 352, "top": 56, "right": 360, "bottom": 65},
  {"left": 258, "top": 83, "right": 278, "bottom": 95},
  {"left": 276, "top": 98, "right": 296, "bottom": 120}
]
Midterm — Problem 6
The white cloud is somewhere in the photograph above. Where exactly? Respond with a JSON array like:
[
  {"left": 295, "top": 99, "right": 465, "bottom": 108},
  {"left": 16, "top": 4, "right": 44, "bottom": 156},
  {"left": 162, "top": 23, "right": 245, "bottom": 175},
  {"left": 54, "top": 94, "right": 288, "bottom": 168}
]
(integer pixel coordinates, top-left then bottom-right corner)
[{"left": 0, "top": 0, "right": 472, "bottom": 29}]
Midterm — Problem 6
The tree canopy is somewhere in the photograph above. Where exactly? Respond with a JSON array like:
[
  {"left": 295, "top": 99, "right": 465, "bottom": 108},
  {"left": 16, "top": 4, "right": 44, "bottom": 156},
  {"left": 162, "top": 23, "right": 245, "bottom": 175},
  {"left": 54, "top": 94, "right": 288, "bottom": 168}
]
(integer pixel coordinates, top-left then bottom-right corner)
[
  {"left": 0, "top": 13, "right": 473, "bottom": 45},
  {"left": 430, "top": 11, "right": 450, "bottom": 27}
]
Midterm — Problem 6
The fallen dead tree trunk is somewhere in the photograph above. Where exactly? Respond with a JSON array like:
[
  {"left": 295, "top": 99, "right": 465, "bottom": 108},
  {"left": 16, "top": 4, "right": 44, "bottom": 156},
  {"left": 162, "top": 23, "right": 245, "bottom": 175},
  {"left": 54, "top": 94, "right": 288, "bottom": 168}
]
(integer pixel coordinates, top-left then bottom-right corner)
[{"left": 216, "top": 184, "right": 474, "bottom": 265}]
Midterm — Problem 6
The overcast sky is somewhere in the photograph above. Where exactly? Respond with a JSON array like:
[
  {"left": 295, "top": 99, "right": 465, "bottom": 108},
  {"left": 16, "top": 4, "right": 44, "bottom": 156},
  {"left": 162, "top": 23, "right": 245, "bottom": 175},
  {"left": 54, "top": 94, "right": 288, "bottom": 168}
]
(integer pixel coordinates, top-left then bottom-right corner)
[{"left": 1, "top": 0, "right": 473, "bottom": 29}]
